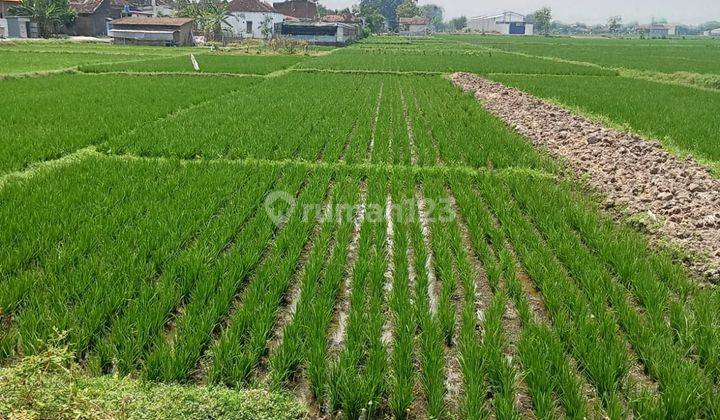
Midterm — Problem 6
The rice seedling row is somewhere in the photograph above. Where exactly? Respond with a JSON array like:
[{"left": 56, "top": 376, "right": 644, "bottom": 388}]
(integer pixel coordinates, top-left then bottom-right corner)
[{"left": 328, "top": 172, "right": 389, "bottom": 418}]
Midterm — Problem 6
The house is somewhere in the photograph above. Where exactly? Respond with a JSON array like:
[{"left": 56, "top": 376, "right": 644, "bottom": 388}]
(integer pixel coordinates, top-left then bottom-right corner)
[
  {"left": 468, "top": 11, "right": 534, "bottom": 35},
  {"left": 398, "top": 17, "right": 428, "bottom": 36},
  {"left": 641, "top": 23, "right": 669, "bottom": 37},
  {"left": 225, "top": 0, "right": 285, "bottom": 39},
  {"left": 69, "top": 0, "right": 114, "bottom": 36},
  {"left": 278, "top": 21, "right": 357, "bottom": 45},
  {"left": 704, "top": 28, "right": 720, "bottom": 37},
  {"left": 109, "top": 17, "right": 194, "bottom": 45},
  {"left": 273, "top": 0, "right": 316, "bottom": 20}
]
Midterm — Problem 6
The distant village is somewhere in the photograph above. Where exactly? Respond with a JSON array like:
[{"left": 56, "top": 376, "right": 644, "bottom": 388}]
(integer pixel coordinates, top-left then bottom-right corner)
[
  {"left": 0, "top": 0, "right": 436, "bottom": 46},
  {"left": 1, "top": 0, "right": 719, "bottom": 46}
]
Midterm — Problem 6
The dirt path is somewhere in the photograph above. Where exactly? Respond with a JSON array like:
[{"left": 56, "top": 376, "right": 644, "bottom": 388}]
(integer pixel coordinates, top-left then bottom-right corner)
[{"left": 451, "top": 72, "right": 720, "bottom": 281}]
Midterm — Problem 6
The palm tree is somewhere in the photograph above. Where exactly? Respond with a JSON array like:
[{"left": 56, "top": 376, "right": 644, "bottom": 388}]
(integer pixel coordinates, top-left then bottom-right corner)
[
  {"left": 177, "top": 0, "right": 231, "bottom": 42},
  {"left": 11, "top": 0, "right": 75, "bottom": 37},
  {"left": 200, "top": 3, "right": 231, "bottom": 42}
]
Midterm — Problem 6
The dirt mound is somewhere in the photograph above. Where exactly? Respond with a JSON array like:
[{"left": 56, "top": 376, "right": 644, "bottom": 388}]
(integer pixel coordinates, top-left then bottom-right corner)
[{"left": 451, "top": 72, "right": 720, "bottom": 281}]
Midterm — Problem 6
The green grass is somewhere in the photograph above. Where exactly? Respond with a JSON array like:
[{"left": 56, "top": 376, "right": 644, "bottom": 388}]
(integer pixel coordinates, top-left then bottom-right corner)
[
  {"left": 80, "top": 53, "right": 307, "bottom": 75},
  {"left": 488, "top": 73, "right": 720, "bottom": 164},
  {"left": 0, "top": 341, "right": 305, "bottom": 419}
]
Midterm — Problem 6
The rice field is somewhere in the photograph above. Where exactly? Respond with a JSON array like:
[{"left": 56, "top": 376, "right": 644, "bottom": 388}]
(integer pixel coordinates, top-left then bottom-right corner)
[{"left": 1, "top": 36, "right": 719, "bottom": 419}]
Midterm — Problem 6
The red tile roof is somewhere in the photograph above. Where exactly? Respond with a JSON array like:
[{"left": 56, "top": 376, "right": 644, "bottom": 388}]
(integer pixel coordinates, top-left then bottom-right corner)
[
  {"left": 69, "top": 0, "right": 106, "bottom": 14},
  {"left": 399, "top": 17, "right": 428, "bottom": 25},
  {"left": 112, "top": 17, "right": 194, "bottom": 26},
  {"left": 228, "top": 0, "right": 277, "bottom": 13}
]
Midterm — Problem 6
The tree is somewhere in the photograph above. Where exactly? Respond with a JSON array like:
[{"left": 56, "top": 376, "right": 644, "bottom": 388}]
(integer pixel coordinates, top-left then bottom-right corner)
[
  {"left": 448, "top": 16, "right": 466, "bottom": 31},
  {"left": 533, "top": 7, "right": 552, "bottom": 35},
  {"left": 178, "top": 1, "right": 231, "bottom": 42},
  {"left": 10, "top": 0, "right": 75, "bottom": 37},
  {"left": 358, "top": 4, "right": 386, "bottom": 33},
  {"left": 608, "top": 15, "right": 622, "bottom": 33},
  {"left": 359, "top": 0, "right": 403, "bottom": 29},
  {"left": 395, "top": 0, "right": 420, "bottom": 19},
  {"left": 420, "top": 4, "right": 443, "bottom": 31}
]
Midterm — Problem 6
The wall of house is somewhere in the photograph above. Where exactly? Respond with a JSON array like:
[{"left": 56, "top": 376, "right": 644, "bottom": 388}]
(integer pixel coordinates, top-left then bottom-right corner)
[
  {"left": 72, "top": 1, "right": 111, "bottom": 36},
  {"left": 273, "top": 0, "right": 316, "bottom": 20},
  {"left": 111, "top": 23, "right": 193, "bottom": 45},
  {"left": 400, "top": 24, "right": 427, "bottom": 36},
  {"left": 225, "top": 11, "right": 285, "bottom": 39}
]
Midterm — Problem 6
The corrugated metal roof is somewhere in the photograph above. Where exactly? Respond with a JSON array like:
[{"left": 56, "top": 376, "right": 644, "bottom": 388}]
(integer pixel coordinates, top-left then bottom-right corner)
[{"left": 112, "top": 17, "right": 194, "bottom": 26}]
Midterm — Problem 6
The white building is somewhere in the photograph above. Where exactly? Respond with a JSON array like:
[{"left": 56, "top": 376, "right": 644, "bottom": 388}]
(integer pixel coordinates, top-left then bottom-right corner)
[
  {"left": 704, "top": 28, "right": 720, "bottom": 37},
  {"left": 468, "top": 11, "right": 533, "bottom": 35},
  {"left": 398, "top": 16, "right": 428, "bottom": 36},
  {"left": 225, "top": 0, "right": 285, "bottom": 39}
]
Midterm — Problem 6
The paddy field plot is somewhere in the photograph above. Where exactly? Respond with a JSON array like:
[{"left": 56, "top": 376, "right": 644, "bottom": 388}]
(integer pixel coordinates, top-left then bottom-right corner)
[
  {"left": 1, "top": 36, "right": 719, "bottom": 419},
  {"left": 80, "top": 53, "right": 307, "bottom": 75}
]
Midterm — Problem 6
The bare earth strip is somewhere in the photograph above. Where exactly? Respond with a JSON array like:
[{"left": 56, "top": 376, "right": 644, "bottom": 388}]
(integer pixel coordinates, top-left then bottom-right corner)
[{"left": 451, "top": 72, "right": 720, "bottom": 281}]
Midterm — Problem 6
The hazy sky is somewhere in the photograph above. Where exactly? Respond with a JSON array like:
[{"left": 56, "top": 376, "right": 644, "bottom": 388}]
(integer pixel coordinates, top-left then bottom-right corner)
[{"left": 321, "top": 0, "right": 720, "bottom": 25}]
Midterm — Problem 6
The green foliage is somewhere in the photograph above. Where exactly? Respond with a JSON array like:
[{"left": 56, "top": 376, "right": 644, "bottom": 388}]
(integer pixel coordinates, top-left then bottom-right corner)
[
  {"left": 10, "top": 0, "right": 75, "bottom": 37},
  {"left": 419, "top": 4, "right": 443, "bottom": 31},
  {"left": 395, "top": 0, "right": 420, "bottom": 19},
  {"left": 533, "top": 7, "right": 553, "bottom": 35},
  {"left": 358, "top": 4, "right": 387, "bottom": 33},
  {"left": 448, "top": 16, "right": 467, "bottom": 31},
  {"left": 0, "top": 339, "right": 305, "bottom": 419}
]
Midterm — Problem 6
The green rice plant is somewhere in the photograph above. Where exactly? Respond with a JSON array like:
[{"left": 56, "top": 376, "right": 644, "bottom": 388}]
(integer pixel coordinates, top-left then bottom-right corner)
[
  {"left": 0, "top": 158, "right": 264, "bottom": 359},
  {"left": 207, "top": 171, "right": 335, "bottom": 385},
  {"left": 448, "top": 35, "right": 720, "bottom": 75},
  {"left": 406, "top": 179, "right": 446, "bottom": 418},
  {"left": 0, "top": 74, "right": 249, "bottom": 174},
  {"left": 507, "top": 175, "right": 720, "bottom": 417},
  {"left": 449, "top": 174, "right": 587, "bottom": 419},
  {"left": 0, "top": 50, "right": 150, "bottom": 74},
  {"left": 301, "top": 188, "right": 364, "bottom": 404},
  {"left": 266, "top": 173, "right": 360, "bottom": 388},
  {"left": 79, "top": 53, "right": 306, "bottom": 75},
  {"left": 328, "top": 172, "right": 389, "bottom": 418},
  {"left": 490, "top": 73, "right": 720, "bottom": 164},
  {"left": 473, "top": 173, "right": 631, "bottom": 418},
  {"left": 399, "top": 76, "right": 557, "bottom": 172},
  {"left": 386, "top": 175, "right": 416, "bottom": 418},
  {"left": 103, "top": 73, "right": 381, "bottom": 164},
  {"left": 93, "top": 166, "right": 280, "bottom": 374},
  {"left": 141, "top": 167, "right": 311, "bottom": 382},
  {"left": 299, "top": 48, "right": 615, "bottom": 75}
]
